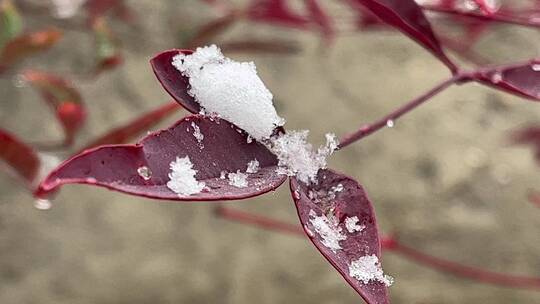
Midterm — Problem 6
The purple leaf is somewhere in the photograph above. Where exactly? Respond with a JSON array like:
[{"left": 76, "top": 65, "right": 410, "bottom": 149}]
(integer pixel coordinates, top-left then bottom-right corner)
[
  {"left": 349, "top": 0, "right": 457, "bottom": 72},
  {"left": 36, "top": 115, "right": 287, "bottom": 201},
  {"left": 290, "top": 169, "right": 390, "bottom": 304},
  {"left": 472, "top": 59, "right": 540, "bottom": 102},
  {"left": 150, "top": 49, "right": 200, "bottom": 114}
]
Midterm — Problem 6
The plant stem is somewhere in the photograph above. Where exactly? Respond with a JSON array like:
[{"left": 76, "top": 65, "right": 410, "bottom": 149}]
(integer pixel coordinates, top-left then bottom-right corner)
[
  {"left": 214, "top": 206, "right": 540, "bottom": 290},
  {"left": 338, "top": 75, "right": 466, "bottom": 149},
  {"left": 387, "top": 241, "right": 540, "bottom": 289}
]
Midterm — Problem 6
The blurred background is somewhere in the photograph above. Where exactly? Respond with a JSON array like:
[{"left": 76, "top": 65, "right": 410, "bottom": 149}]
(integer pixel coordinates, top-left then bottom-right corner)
[{"left": 1, "top": 0, "right": 540, "bottom": 303}]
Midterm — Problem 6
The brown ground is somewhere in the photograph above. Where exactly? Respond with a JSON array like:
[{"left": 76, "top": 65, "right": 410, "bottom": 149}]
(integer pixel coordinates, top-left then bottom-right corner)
[{"left": 1, "top": 1, "right": 539, "bottom": 303}]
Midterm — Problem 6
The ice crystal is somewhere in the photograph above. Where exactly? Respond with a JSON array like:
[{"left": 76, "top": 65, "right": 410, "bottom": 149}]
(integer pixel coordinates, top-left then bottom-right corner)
[
  {"left": 172, "top": 45, "right": 284, "bottom": 140},
  {"left": 228, "top": 170, "right": 248, "bottom": 188},
  {"left": 345, "top": 216, "right": 365, "bottom": 233},
  {"left": 219, "top": 170, "right": 227, "bottom": 179},
  {"left": 309, "top": 209, "right": 346, "bottom": 252},
  {"left": 191, "top": 122, "right": 204, "bottom": 145},
  {"left": 246, "top": 159, "right": 260, "bottom": 173},
  {"left": 269, "top": 131, "right": 338, "bottom": 184},
  {"left": 349, "top": 255, "right": 394, "bottom": 286},
  {"left": 166, "top": 156, "right": 205, "bottom": 196}
]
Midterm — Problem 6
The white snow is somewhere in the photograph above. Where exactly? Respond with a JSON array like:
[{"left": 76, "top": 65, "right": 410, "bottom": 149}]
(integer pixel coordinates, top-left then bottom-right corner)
[
  {"left": 309, "top": 209, "right": 346, "bottom": 252},
  {"left": 227, "top": 170, "right": 248, "bottom": 188},
  {"left": 246, "top": 159, "right": 260, "bottom": 173},
  {"left": 345, "top": 216, "right": 365, "bottom": 233},
  {"left": 191, "top": 122, "right": 204, "bottom": 145},
  {"left": 172, "top": 45, "right": 284, "bottom": 140},
  {"left": 269, "top": 131, "right": 338, "bottom": 184},
  {"left": 219, "top": 170, "right": 227, "bottom": 179},
  {"left": 166, "top": 156, "right": 205, "bottom": 196},
  {"left": 349, "top": 255, "right": 394, "bottom": 286}
]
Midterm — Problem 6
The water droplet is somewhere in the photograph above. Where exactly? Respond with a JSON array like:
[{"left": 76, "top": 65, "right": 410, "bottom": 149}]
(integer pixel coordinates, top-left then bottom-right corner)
[
  {"left": 137, "top": 166, "right": 152, "bottom": 180},
  {"left": 86, "top": 177, "right": 97, "bottom": 183},
  {"left": 491, "top": 71, "right": 503, "bottom": 83},
  {"left": 386, "top": 120, "right": 394, "bottom": 128},
  {"left": 304, "top": 225, "right": 314, "bottom": 237},
  {"left": 13, "top": 74, "right": 27, "bottom": 88},
  {"left": 532, "top": 64, "right": 540, "bottom": 72},
  {"left": 34, "top": 198, "right": 52, "bottom": 210}
]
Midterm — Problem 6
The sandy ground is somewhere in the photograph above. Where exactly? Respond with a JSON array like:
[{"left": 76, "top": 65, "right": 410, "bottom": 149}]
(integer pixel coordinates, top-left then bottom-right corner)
[{"left": 1, "top": 1, "right": 540, "bottom": 303}]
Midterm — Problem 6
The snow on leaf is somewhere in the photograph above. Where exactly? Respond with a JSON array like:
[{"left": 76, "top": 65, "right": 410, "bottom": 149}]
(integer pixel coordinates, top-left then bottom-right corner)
[
  {"left": 290, "top": 169, "right": 390, "bottom": 304},
  {"left": 36, "top": 115, "right": 287, "bottom": 201},
  {"left": 171, "top": 45, "right": 284, "bottom": 141},
  {"left": 167, "top": 156, "right": 206, "bottom": 196},
  {"left": 349, "top": 254, "right": 393, "bottom": 286}
]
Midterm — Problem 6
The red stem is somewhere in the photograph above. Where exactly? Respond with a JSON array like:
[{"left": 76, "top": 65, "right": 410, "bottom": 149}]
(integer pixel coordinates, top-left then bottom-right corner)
[
  {"left": 338, "top": 74, "right": 467, "bottom": 149},
  {"left": 387, "top": 241, "right": 540, "bottom": 290},
  {"left": 422, "top": 5, "right": 540, "bottom": 28},
  {"left": 214, "top": 206, "right": 540, "bottom": 290}
]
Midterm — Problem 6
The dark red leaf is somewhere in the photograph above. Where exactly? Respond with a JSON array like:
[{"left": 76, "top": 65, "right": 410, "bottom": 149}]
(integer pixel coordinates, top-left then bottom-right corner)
[
  {"left": 349, "top": 0, "right": 457, "bottom": 72},
  {"left": 219, "top": 39, "right": 300, "bottom": 54},
  {"left": 79, "top": 101, "right": 181, "bottom": 153},
  {"left": 472, "top": 59, "right": 540, "bottom": 102},
  {"left": 247, "top": 0, "right": 311, "bottom": 29},
  {"left": 22, "top": 70, "right": 86, "bottom": 146},
  {"left": 36, "top": 115, "right": 287, "bottom": 201},
  {"left": 150, "top": 49, "right": 200, "bottom": 114},
  {"left": 290, "top": 169, "right": 390, "bottom": 304},
  {"left": 0, "top": 128, "right": 40, "bottom": 184},
  {"left": 0, "top": 28, "right": 62, "bottom": 71}
]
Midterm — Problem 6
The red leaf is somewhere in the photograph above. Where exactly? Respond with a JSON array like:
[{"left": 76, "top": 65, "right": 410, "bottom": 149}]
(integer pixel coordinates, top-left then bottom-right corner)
[
  {"left": 247, "top": 0, "right": 311, "bottom": 29},
  {"left": 472, "top": 59, "right": 540, "bottom": 102},
  {"left": 22, "top": 70, "right": 86, "bottom": 146},
  {"left": 0, "top": 28, "right": 62, "bottom": 71},
  {"left": 0, "top": 128, "right": 40, "bottom": 184},
  {"left": 79, "top": 101, "right": 181, "bottom": 152},
  {"left": 349, "top": 0, "right": 457, "bottom": 72},
  {"left": 36, "top": 115, "right": 287, "bottom": 201},
  {"left": 150, "top": 49, "right": 200, "bottom": 113},
  {"left": 290, "top": 169, "right": 390, "bottom": 304}
]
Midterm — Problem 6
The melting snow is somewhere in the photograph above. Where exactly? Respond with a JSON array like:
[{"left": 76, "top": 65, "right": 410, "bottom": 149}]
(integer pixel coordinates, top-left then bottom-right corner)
[
  {"left": 269, "top": 131, "right": 338, "bottom": 184},
  {"left": 166, "top": 156, "right": 205, "bottom": 196},
  {"left": 246, "top": 159, "right": 260, "bottom": 173},
  {"left": 228, "top": 170, "right": 248, "bottom": 188},
  {"left": 345, "top": 216, "right": 365, "bottom": 233},
  {"left": 309, "top": 209, "right": 346, "bottom": 252},
  {"left": 349, "top": 255, "right": 394, "bottom": 286},
  {"left": 172, "top": 45, "right": 284, "bottom": 140}
]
